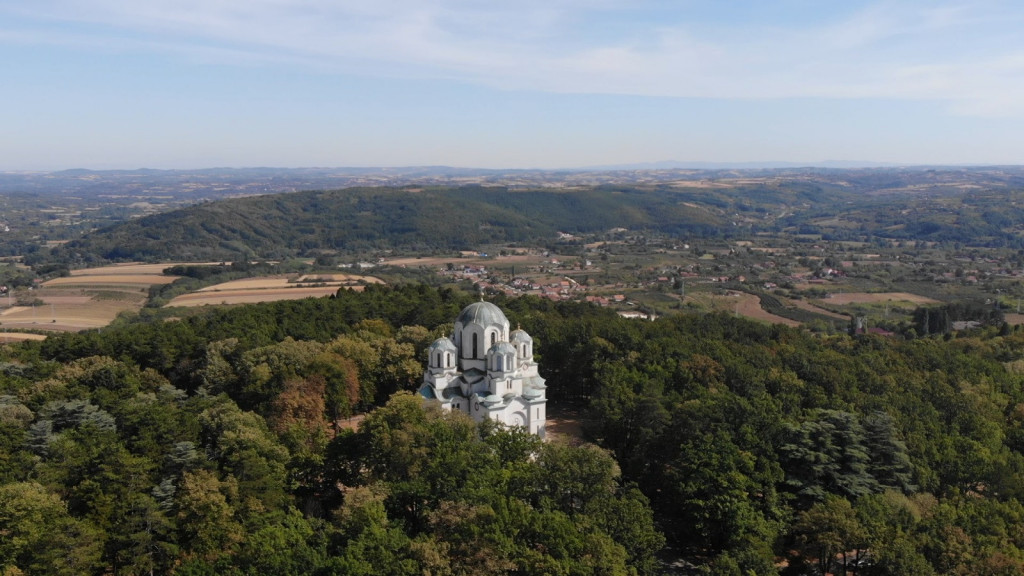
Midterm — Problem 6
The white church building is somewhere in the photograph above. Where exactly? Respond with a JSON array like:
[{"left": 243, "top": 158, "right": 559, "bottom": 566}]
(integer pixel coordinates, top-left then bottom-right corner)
[{"left": 419, "top": 301, "right": 547, "bottom": 437}]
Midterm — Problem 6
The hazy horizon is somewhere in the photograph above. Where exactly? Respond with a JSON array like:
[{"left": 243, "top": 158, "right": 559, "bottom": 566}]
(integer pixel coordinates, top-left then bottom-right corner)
[{"left": 0, "top": 160, "right": 994, "bottom": 173}]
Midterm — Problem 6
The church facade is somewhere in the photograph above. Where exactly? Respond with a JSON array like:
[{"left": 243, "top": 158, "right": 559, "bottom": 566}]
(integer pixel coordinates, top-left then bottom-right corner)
[{"left": 419, "top": 301, "right": 547, "bottom": 437}]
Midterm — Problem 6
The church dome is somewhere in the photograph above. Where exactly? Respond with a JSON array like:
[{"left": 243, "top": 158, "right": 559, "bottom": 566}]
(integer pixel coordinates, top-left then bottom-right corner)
[
  {"left": 428, "top": 337, "right": 457, "bottom": 353},
  {"left": 521, "top": 386, "right": 542, "bottom": 399},
  {"left": 489, "top": 341, "right": 517, "bottom": 355},
  {"left": 510, "top": 329, "right": 532, "bottom": 343},
  {"left": 455, "top": 301, "right": 509, "bottom": 328}
]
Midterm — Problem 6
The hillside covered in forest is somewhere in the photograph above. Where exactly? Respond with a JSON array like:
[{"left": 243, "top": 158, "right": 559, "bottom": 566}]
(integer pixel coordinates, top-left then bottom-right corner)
[
  {"left": 46, "top": 182, "right": 857, "bottom": 264},
  {"left": 32, "top": 173, "right": 1024, "bottom": 269},
  {"left": 4, "top": 284, "right": 1024, "bottom": 574},
  {"left": 50, "top": 187, "right": 724, "bottom": 262}
]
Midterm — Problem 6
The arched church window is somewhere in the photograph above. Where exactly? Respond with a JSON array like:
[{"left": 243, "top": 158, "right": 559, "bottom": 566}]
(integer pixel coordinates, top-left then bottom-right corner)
[
  {"left": 490, "top": 332, "right": 496, "bottom": 347},
  {"left": 436, "top": 353, "right": 441, "bottom": 367},
  {"left": 472, "top": 333, "right": 478, "bottom": 358}
]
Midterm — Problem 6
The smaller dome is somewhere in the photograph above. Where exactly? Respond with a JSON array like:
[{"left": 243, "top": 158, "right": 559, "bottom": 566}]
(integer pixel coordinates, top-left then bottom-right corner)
[
  {"left": 428, "top": 337, "right": 457, "bottom": 353},
  {"left": 525, "top": 376, "right": 546, "bottom": 389},
  {"left": 455, "top": 302, "right": 509, "bottom": 328},
  {"left": 482, "top": 394, "right": 503, "bottom": 405},
  {"left": 510, "top": 329, "right": 532, "bottom": 343},
  {"left": 522, "top": 387, "right": 542, "bottom": 399},
  {"left": 489, "top": 341, "right": 517, "bottom": 355}
]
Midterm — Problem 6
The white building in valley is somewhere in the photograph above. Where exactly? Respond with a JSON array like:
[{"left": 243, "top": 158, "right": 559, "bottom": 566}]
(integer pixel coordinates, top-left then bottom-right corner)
[{"left": 419, "top": 301, "right": 547, "bottom": 437}]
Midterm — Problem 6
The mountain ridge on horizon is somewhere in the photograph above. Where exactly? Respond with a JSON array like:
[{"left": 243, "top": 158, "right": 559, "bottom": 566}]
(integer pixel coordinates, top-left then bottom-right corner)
[
  {"left": 6, "top": 160, "right": 1018, "bottom": 175},
  {"left": 4, "top": 164, "right": 1024, "bottom": 203}
]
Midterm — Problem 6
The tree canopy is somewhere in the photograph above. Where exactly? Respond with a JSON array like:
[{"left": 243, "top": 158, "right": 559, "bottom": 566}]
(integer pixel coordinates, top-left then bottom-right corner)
[{"left": 6, "top": 283, "right": 1024, "bottom": 573}]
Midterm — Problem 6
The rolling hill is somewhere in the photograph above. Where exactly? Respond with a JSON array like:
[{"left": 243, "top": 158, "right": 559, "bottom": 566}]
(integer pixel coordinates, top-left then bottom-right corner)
[
  {"left": 55, "top": 185, "right": 748, "bottom": 262},
  {"left": 41, "top": 171, "right": 1024, "bottom": 265}
]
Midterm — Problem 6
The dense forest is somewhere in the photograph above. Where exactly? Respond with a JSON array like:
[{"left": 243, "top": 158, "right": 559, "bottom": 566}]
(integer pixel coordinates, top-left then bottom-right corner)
[
  {"left": 5, "top": 284, "right": 1024, "bottom": 574},
  {"left": 48, "top": 186, "right": 739, "bottom": 264},
  {"left": 30, "top": 180, "right": 1024, "bottom": 268}
]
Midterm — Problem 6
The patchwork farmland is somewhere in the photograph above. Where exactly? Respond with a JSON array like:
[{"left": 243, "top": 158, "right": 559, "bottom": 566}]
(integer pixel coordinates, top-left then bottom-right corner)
[
  {"left": 0, "top": 263, "right": 181, "bottom": 332},
  {"left": 0, "top": 264, "right": 383, "bottom": 334}
]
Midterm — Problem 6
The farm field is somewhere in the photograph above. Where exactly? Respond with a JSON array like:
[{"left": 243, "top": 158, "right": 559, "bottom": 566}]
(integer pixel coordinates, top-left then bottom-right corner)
[
  {"left": 166, "top": 273, "right": 382, "bottom": 307},
  {"left": 0, "top": 296, "right": 147, "bottom": 332},
  {"left": 789, "top": 298, "right": 850, "bottom": 320},
  {"left": 167, "top": 286, "right": 350, "bottom": 307},
  {"left": 194, "top": 274, "right": 382, "bottom": 292},
  {"left": 1006, "top": 313, "right": 1024, "bottom": 326},
  {"left": 687, "top": 291, "right": 801, "bottom": 327},
  {"left": 41, "top": 263, "right": 182, "bottom": 292},
  {"left": 819, "top": 292, "right": 939, "bottom": 306},
  {"left": 0, "top": 263, "right": 187, "bottom": 333},
  {"left": 0, "top": 332, "right": 48, "bottom": 342},
  {"left": 65, "top": 263, "right": 206, "bottom": 276},
  {"left": 732, "top": 292, "right": 801, "bottom": 327},
  {"left": 44, "top": 275, "right": 178, "bottom": 288},
  {"left": 296, "top": 273, "right": 383, "bottom": 284},
  {"left": 0, "top": 264, "right": 390, "bottom": 333}
]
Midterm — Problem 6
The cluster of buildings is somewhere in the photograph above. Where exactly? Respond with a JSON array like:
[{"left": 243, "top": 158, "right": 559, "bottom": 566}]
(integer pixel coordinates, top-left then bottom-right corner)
[{"left": 444, "top": 264, "right": 589, "bottom": 302}]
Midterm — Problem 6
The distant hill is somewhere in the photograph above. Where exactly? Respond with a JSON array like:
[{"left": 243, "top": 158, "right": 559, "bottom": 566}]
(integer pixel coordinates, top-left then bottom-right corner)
[
  {"left": 36, "top": 165, "right": 1024, "bottom": 264},
  {"left": 54, "top": 185, "right": 753, "bottom": 262},
  {"left": 576, "top": 160, "right": 904, "bottom": 170}
]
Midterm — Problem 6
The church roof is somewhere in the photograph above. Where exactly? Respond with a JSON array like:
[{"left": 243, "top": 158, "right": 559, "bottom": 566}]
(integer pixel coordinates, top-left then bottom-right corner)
[
  {"left": 441, "top": 387, "right": 467, "bottom": 400},
  {"left": 510, "top": 329, "right": 532, "bottom": 343},
  {"left": 428, "top": 337, "right": 457, "bottom": 352},
  {"left": 489, "top": 341, "right": 517, "bottom": 355},
  {"left": 455, "top": 301, "right": 509, "bottom": 328},
  {"left": 462, "top": 367, "right": 486, "bottom": 383}
]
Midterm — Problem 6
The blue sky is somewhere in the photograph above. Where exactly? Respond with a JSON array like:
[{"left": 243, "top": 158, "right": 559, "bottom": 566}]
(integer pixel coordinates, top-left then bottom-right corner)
[{"left": 3, "top": 0, "right": 1024, "bottom": 169}]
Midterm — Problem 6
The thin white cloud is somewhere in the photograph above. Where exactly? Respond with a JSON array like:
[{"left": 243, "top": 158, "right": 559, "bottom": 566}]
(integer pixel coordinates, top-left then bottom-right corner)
[{"left": 4, "top": 0, "right": 1024, "bottom": 115}]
